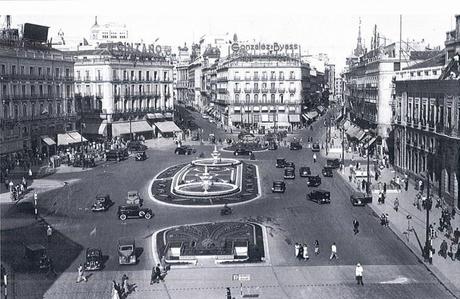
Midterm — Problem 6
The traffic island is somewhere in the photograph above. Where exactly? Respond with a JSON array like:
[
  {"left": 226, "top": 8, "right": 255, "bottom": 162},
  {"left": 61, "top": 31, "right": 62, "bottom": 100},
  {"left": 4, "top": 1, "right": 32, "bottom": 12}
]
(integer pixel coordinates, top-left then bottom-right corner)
[
  {"left": 155, "top": 222, "right": 265, "bottom": 266},
  {"left": 150, "top": 148, "right": 260, "bottom": 206}
]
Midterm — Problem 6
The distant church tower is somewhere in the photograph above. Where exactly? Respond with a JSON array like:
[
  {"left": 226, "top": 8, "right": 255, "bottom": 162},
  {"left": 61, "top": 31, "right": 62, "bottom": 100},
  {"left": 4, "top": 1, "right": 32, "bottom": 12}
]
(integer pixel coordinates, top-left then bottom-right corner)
[{"left": 353, "top": 18, "right": 365, "bottom": 57}]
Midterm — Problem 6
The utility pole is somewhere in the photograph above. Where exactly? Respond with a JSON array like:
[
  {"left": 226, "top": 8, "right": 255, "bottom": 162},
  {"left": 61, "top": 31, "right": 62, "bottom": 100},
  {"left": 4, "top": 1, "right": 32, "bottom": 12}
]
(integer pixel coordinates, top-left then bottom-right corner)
[
  {"left": 364, "top": 129, "right": 371, "bottom": 194},
  {"left": 423, "top": 164, "right": 432, "bottom": 261}
]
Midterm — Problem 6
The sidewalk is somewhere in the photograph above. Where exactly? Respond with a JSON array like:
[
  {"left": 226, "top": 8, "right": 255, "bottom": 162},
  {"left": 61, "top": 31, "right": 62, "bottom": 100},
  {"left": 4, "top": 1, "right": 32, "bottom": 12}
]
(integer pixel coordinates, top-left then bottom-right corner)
[{"left": 324, "top": 129, "right": 460, "bottom": 298}]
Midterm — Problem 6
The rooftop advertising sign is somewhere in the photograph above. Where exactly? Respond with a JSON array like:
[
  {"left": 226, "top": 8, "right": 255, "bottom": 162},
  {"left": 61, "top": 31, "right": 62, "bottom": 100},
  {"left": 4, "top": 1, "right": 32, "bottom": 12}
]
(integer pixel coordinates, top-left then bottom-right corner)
[{"left": 231, "top": 42, "right": 300, "bottom": 55}]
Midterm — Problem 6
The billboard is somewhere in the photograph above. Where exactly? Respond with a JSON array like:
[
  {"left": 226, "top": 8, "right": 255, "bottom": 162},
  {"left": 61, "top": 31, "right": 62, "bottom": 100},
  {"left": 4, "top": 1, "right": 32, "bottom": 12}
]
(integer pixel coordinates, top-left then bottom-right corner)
[{"left": 23, "top": 23, "right": 49, "bottom": 42}]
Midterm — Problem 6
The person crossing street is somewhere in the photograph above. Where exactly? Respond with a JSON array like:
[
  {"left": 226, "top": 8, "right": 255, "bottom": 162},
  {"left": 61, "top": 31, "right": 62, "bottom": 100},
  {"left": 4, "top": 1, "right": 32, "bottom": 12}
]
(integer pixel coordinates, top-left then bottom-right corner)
[
  {"left": 330, "top": 242, "right": 338, "bottom": 260},
  {"left": 355, "top": 263, "right": 364, "bottom": 285}
]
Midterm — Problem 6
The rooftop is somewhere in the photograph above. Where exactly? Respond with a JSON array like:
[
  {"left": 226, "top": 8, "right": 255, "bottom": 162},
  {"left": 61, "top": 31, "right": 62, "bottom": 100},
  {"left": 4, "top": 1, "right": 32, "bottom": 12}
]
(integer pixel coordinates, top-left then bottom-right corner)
[{"left": 403, "top": 50, "right": 446, "bottom": 70}]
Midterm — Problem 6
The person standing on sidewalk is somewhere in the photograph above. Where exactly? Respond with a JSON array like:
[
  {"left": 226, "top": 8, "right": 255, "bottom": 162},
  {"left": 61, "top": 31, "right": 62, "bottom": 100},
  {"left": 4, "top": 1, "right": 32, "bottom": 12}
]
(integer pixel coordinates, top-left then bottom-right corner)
[
  {"left": 353, "top": 219, "right": 360, "bottom": 235},
  {"left": 46, "top": 225, "right": 53, "bottom": 243},
  {"left": 313, "top": 153, "right": 317, "bottom": 163},
  {"left": 393, "top": 198, "right": 400, "bottom": 212},
  {"left": 355, "top": 263, "right": 364, "bottom": 285},
  {"left": 295, "top": 243, "right": 300, "bottom": 259},
  {"left": 404, "top": 174, "right": 409, "bottom": 191},
  {"left": 302, "top": 244, "right": 309, "bottom": 260},
  {"left": 76, "top": 264, "right": 87, "bottom": 283},
  {"left": 314, "top": 240, "right": 320, "bottom": 255},
  {"left": 330, "top": 243, "right": 338, "bottom": 260}
]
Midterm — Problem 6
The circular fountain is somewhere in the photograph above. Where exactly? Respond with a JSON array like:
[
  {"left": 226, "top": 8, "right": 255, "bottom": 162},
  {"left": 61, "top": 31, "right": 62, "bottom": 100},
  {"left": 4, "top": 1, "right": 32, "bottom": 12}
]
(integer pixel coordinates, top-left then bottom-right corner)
[{"left": 173, "top": 146, "right": 242, "bottom": 197}]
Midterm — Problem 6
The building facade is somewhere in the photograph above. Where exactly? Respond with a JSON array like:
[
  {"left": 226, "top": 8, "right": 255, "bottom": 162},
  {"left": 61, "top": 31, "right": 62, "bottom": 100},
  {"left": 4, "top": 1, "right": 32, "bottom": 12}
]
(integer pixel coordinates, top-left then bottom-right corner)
[
  {"left": 89, "top": 17, "right": 128, "bottom": 46},
  {"left": 0, "top": 40, "right": 76, "bottom": 160},
  {"left": 68, "top": 43, "right": 174, "bottom": 139},
  {"left": 216, "top": 55, "right": 304, "bottom": 132}
]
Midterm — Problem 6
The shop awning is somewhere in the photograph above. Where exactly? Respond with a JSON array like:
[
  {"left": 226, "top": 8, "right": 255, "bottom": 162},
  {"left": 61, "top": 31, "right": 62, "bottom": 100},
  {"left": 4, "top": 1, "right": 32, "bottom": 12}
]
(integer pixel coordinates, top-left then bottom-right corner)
[
  {"left": 231, "top": 114, "right": 242, "bottom": 122},
  {"left": 57, "top": 133, "right": 77, "bottom": 146},
  {"left": 41, "top": 135, "right": 56, "bottom": 146},
  {"left": 233, "top": 107, "right": 241, "bottom": 112},
  {"left": 270, "top": 106, "right": 276, "bottom": 111},
  {"left": 112, "top": 121, "right": 153, "bottom": 136},
  {"left": 261, "top": 106, "right": 268, "bottom": 112},
  {"left": 164, "top": 112, "right": 173, "bottom": 118},
  {"left": 302, "top": 114, "right": 309, "bottom": 121},
  {"left": 364, "top": 136, "right": 378, "bottom": 149},
  {"left": 277, "top": 114, "right": 288, "bottom": 123},
  {"left": 206, "top": 107, "right": 214, "bottom": 113},
  {"left": 278, "top": 106, "right": 285, "bottom": 111},
  {"left": 67, "top": 131, "right": 88, "bottom": 143},
  {"left": 305, "top": 111, "right": 318, "bottom": 119},
  {"left": 153, "top": 121, "right": 182, "bottom": 133},
  {"left": 147, "top": 113, "right": 164, "bottom": 119},
  {"left": 356, "top": 130, "right": 367, "bottom": 141},
  {"left": 253, "top": 107, "right": 260, "bottom": 112},
  {"left": 316, "top": 105, "right": 325, "bottom": 113},
  {"left": 342, "top": 119, "right": 351, "bottom": 130},
  {"left": 261, "top": 114, "right": 269, "bottom": 122},
  {"left": 83, "top": 123, "right": 107, "bottom": 136},
  {"left": 289, "top": 114, "right": 300, "bottom": 122},
  {"left": 289, "top": 106, "right": 296, "bottom": 111}
]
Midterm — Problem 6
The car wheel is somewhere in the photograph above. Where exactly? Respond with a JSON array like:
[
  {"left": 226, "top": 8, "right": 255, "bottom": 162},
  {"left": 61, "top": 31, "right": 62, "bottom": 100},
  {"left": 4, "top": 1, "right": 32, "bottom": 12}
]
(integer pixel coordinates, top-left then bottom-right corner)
[
  {"left": 145, "top": 212, "right": 152, "bottom": 219},
  {"left": 235, "top": 152, "right": 238, "bottom": 156},
  {"left": 139, "top": 211, "right": 145, "bottom": 217},
  {"left": 175, "top": 151, "right": 179, "bottom": 155},
  {"left": 186, "top": 151, "right": 190, "bottom": 155},
  {"left": 119, "top": 214, "right": 127, "bottom": 221}
]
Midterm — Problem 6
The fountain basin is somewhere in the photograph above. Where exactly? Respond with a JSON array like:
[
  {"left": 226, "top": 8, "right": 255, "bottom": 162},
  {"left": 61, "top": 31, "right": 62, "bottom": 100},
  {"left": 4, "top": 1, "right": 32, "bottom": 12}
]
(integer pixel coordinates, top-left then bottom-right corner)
[{"left": 174, "top": 182, "right": 240, "bottom": 197}]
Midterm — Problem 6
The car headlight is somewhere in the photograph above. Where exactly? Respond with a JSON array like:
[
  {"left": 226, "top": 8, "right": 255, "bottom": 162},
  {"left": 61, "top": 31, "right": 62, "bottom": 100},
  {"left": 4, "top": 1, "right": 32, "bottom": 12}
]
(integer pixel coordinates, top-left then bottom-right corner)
[{"left": 130, "top": 256, "right": 136, "bottom": 262}]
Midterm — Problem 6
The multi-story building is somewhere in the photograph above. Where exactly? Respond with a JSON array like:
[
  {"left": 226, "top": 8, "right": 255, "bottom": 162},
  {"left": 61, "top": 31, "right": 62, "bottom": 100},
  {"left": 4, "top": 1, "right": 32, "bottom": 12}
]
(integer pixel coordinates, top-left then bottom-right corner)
[
  {"left": 334, "top": 76, "right": 344, "bottom": 102},
  {"left": 67, "top": 42, "right": 175, "bottom": 139},
  {"left": 325, "top": 63, "right": 335, "bottom": 101},
  {"left": 393, "top": 15, "right": 460, "bottom": 210},
  {"left": 89, "top": 17, "right": 128, "bottom": 46},
  {"left": 0, "top": 32, "right": 77, "bottom": 161},
  {"left": 216, "top": 54, "right": 305, "bottom": 132}
]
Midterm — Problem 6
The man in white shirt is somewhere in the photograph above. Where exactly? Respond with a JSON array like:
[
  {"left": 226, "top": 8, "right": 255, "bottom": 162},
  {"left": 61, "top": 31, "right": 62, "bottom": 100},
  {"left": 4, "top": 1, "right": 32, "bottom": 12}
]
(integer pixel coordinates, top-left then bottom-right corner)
[
  {"left": 355, "top": 263, "right": 364, "bottom": 285},
  {"left": 330, "top": 242, "right": 338, "bottom": 260}
]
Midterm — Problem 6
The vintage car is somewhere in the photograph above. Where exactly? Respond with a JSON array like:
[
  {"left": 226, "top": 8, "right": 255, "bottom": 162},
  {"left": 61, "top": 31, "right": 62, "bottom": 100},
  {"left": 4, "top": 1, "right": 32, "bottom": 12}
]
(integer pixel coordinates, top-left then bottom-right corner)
[
  {"left": 106, "top": 149, "right": 127, "bottom": 162},
  {"left": 72, "top": 153, "right": 96, "bottom": 168},
  {"left": 126, "top": 191, "right": 143, "bottom": 206},
  {"left": 84, "top": 248, "right": 103, "bottom": 271},
  {"left": 276, "top": 158, "right": 286, "bottom": 168},
  {"left": 285, "top": 161, "right": 295, "bottom": 169},
  {"left": 272, "top": 181, "right": 286, "bottom": 193},
  {"left": 24, "top": 243, "right": 50, "bottom": 271},
  {"left": 284, "top": 168, "right": 295, "bottom": 179},
  {"left": 299, "top": 166, "right": 311, "bottom": 177},
  {"left": 312, "top": 143, "right": 321, "bottom": 152},
  {"left": 233, "top": 148, "right": 252, "bottom": 156},
  {"left": 135, "top": 151, "right": 147, "bottom": 161},
  {"left": 91, "top": 194, "right": 113, "bottom": 212},
  {"left": 118, "top": 238, "right": 137, "bottom": 265},
  {"left": 175, "top": 146, "right": 196, "bottom": 155},
  {"left": 127, "top": 141, "right": 147, "bottom": 152},
  {"left": 322, "top": 166, "right": 334, "bottom": 177},
  {"left": 306, "top": 175, "right": 322, "bottom": 187},
  {"left": 326, "top": 158, "right": 341, "bottom": 169},
  {"left": 350, "top": 192, "right": 373, "bottom": 206},
  {"left": 289, "top": 141, "right": 303, "bottom": 150},
  {"left": 307, "top": 189, "right": 331, "bottom": 204},
  {"left": 117, "top": 204, "right": 153, "bottom": 220}
]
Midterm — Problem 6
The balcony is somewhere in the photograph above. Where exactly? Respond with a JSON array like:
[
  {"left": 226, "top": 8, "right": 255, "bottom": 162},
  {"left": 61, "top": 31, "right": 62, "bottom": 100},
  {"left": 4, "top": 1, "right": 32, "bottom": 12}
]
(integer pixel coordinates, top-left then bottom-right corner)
[
  {"left": 261, "top": 88, "right": 269, "bottom": 93},
  {"left": 64, "top": 76, "right": 74, "bottom": 82},
  {"left": 270, "top": 88, "right": 277, "bottom": 93},
  {"left": 253, "top": 76, "right": 260, "bottom": 81},
  {"left": 428, "top": 121, "right": 435, "bottom": 131},
  {"left": 288, "top": 88, "right": 296, "bottom": 93},
  {"left": 217, "top": 77, "right": 228, "bottom": 82},
  {"left": 261, "top": 76, "right": 268, "bottom": 81},
  {"left": 253, "top": 88, "right": 260, "bottom": 93},
  {"left": 270, "top": 76, "right": 276, "bottom": 81},
  {"left": 244, "top": 88, "right": 252, "bottom": 93},
  {"left": 112, "top": 77, "right": 121, "bottom": 82},
  {"left": 234, "top": 88, "right": 241, "bottom": 93},
  {"left": 217, "top": 88, "right": 228, "bottom": 94},
  {"left": 278, "top": 88, "right": 285, "bottom": 93}
]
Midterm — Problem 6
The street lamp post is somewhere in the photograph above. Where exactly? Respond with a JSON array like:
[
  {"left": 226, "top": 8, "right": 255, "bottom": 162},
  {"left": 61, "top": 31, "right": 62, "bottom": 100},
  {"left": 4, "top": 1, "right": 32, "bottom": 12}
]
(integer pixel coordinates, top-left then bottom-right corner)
[
  {"left": 341, "top": 127, "right": 345, "bottom": 170},
  {"left": 364, "top": 129, "right": 371, "bottom": 195},
  {"left": 422, "top": 170, "right": 433, "bottom": 261},
  {"left": 325, "top": 117, "right": 329, "bottom": 156},
  {"left": 129, "top": 115, "right": 133, "bottom": 141}
]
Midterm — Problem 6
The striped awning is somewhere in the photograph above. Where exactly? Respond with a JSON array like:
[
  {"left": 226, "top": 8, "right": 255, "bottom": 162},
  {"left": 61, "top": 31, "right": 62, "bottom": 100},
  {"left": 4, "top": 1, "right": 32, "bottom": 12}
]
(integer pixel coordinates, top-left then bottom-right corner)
[
  {"left": 305, "top": 111, "right": 318, "bottom": 119},
  {"left": 231, "top": 114, "right": 242, "bottom": 122},
  {"left": 153, "top": 121, "right": 182, "bottom": 133},
  {"left": 112, "top": 121, "right": 153, "bottom": 136},
  {"left": 67, "top": 131, "right": 88, "bottom": 143},
  {"left": 147, "top": 113, "right": 164, "bottom": 119},
  {"left": 364, "top": 136, "right": 378, "bottom": 149},
  {"left": 289, "top": 114, "right": 300, "bottom": 122},
  {"left": 41, "top": 135, "right": 56, "bottom": 146}
]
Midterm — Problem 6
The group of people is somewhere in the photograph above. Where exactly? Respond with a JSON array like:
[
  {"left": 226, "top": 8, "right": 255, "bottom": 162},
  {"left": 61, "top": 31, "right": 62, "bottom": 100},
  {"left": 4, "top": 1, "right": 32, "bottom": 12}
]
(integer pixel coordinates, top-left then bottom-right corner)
[
  {"left": 111, "top": 274, "right": 131, "bottom": 299},
  {"left": 294, "top": 241, "right": 338, "bottom": 261},
  {"left": 6, "top": 176, "right": 29, "bottom": 201},
  {"left": 438, "top": 237, "right": 460, "bottom": 261}
]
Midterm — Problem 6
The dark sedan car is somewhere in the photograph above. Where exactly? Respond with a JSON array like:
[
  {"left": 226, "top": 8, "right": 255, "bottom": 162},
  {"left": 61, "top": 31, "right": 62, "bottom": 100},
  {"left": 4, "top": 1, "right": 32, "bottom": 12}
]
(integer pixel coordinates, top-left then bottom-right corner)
[
  {"left": 127, "top": 141, "right": 147, "bottom": 152},
  {"left": 91, "top": 194, "right": 113, "bottom": 212},
  {"left": 276, "top": 158, "right": 286, "bottom": 168},
  {"left": 307, "top": 189, "right": 331, "bottom": 204},
  {"left": 289, "top": 141, "right": 302, "bottom": 150},
  {"left": 312, "top": 143, "right": 321, "bottom": 152},
  {"left": 175, "top": 146, "right": 196, "bottom": 155},
  {"left": 326, "top": 158, "right": 341, "bottom": 169},
  {"left": 306, "top": 175, "right": 322, "bottom": 187},
  {"left": 84, "top": 248, "right": 103, "bottom": 271},
  {"left": 233, "top": 148, "right": 252, "bottom": 156},
  {"left": 299, "top": 166, "right": 311, "bottom": 177},
  {"left": 285, "top": 161, "right": 295, "bottom": 169},
  {"left": 271, "top": 181, "right": 286, "bottom": 193},
  {"left": 118, "top": 205, "right": 153, "bottom": 221},
  {"left": 322, "top": 167, "right": 334, "bottom": 177},
  {"left": 350, "top": 192, "right": 373, "bottom": 206}
]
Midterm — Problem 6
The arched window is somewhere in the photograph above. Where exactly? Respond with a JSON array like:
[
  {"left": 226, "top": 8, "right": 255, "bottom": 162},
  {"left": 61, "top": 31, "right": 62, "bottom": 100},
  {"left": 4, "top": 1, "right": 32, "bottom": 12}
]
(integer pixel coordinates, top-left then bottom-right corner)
[
  {"left": 254, "top": 94, "right": 258, "bottom": 103},
  {"left": 262, "top": 94, "right": 267, "bottom": 103},
  {"left": 48, "top": 102, "right": 53, "bottom": 115},
  {"left": 271, "top": 94, "right": 275, "bottom": 103},
  {"left": 22, "top": 103, "right": 27, "bottom": 117},
  {"left": 14, "top": 104, "right": 19, "bottom": 118},
  {"left": 245, "top": 94, "right": 250, "bottom": 102},
  {"left": 280, "top": 94, "right": 284, "bottom": 104},
  {"left": 235, "top": 94, "right": 239, "bottom": 103},
  {"left": 290, "top": 94, "right": 294, "bottom": 102}
]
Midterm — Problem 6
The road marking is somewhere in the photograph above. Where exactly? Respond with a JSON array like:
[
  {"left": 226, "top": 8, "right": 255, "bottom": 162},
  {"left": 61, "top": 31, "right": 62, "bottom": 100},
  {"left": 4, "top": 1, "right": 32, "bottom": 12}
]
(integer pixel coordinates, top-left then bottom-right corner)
[{"left": 380, "top": 276, "right": 412, "bottom": 284}]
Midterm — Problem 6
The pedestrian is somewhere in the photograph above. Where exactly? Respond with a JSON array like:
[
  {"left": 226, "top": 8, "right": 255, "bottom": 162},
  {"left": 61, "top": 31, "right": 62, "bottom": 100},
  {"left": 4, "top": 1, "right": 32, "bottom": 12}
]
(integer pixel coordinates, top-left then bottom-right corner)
[
  {"left": 313, "top": 153, "right": 317, "bottom": 163},
  {"left": 355, "top": 263, "right": 364, "bottom": 285},
  {"left": 439, "top": 239, "right": 448, "bottom": 258},
  {"left": 76, "top": 264, "right": 87, "bottom": 283},
  {"left": 302, "top": 244, "right": 309, "bottom": 260},
  {"left": 111, "top": 280, "right": 121, "bottom": 299},
  {"left": 378, "top": 192, "right": 382, "bottom": 204},
  {"left": 226, "top": 287, "right": 232, "bottom": 299},
  {"left": 383, "top": 182, "right": 387, "bottom": 195},
  {"left": 8, "top": 180, "right": 14, "bottom": 192},
  {"left": 451, "top": 242, "right": 458, "bottom": 261},
  {"left": 121, "top": 273, "right": 129, "bottom": 295},
  {"left": 353, "top": 219, "right": 360, "bottom": 235},
  {"left": 404, "top": 174, "right": 409, "bottom": 191},
  {"left": 452, "top": 208, "right": 456, "bottom": 220},
  {"left": 314, "top": 240, "right": 320, "bottom": 255},
  {"left": 45, "top": 258, "right": 58, "bottom": 278},
  {"left": 330, "top": 242, "right": 338, "bottom": 260},
  {"left": 46, "top": 225, "right": 53, "bottom": 243},
  {"left": 22, "top": 176, "right": 27, "bottom": 187},
  {"left": 454, "top": 227, "right": 460, "bottom": 243},
  {"left": 295, "top": 243, "right": 300, "bottom": 259},
  {"left": 393, "top": 198, "right": 399, "bottom": 212},
  {"left": 150, "top": 264, "right": 158, "bottom": 284},
  {"left": 1, "top": 264, "right": 5, "bottom": 287},
  {"left": 155, "top": 263, "right": 162, "bottom": 282},
  {"left": 361, "top": 179, "right": 366, "bottom": 191}
]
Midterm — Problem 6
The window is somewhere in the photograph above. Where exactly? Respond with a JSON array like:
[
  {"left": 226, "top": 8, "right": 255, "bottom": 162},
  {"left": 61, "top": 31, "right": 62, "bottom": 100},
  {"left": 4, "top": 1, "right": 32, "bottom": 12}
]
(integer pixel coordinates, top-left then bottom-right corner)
[
  {"left": 433, "top": 70, "right": 438, "bottom": 75},
  {"left": 1, "top": 65, "right": 5, "bottom": 74},
  {"left": 131, "top": 71, "right": 135, "bottom": 80},
  {"left": 67, "top": 99, "right": 72, "bottom": 114},
  {"left": 97, "top": 70, "right": 102, "bottom": 80},
  {"left": 57, "top": 102, "right": 61, "bottom": 115},
  {"left": 280, "top": 94, "right": 284, "bottom": 104},
  {"left": 271, "top": 71, "right": 275, "bottom": 79},
  {"left": 76, "top": 71, "right": 80, "bottom": 80},
  {"left": 46, "top": 67, "right": 50, "bottom": 76},
  {"left": 39, "top": 85, "right": 43, "bottom": 96},
  {"left": 447, "top": 107, "right": 452, "bottom": 128},
  {"left": 271, "top": 94, "right": 275, "bottom": 103},
  {"left": 31, "top": 102, "right": 35, "bottom": 116},
  {"left": 254, "top": 94, "right": 258, "bottom": 103},
  {"left": 279, "top": 71, "right": 284, "bottom": 80},
  {"left": 270, "top": 83, "right": 275, "bottom": 91},
  {"left": 290, "top": 71, "right": 295, "bottom": 79},
  {"left": 290, "top": 94, "right": 294, "bottom": 102},
  {"left": 56, "top": 85, "right": 60, "bottom": 97},
  {"left": 262, "top": 94, "right": 267, "bottom": 103},
  {"left": 262, "top": 71, "right": 267, "bottom": 79},
  {"left": 85, "top": 70, "right": 90, "bottom": 80},
  {"left": 29, "top": 66, "right": 34, "bottom": 75},
  {"left": 31, "top": 85, "right": 35, "bottom": 96},
  {"left": 55, "top": 68, "right": 60, "bottom": 78},
  {"left": 14, "top": 104, "right": 19, "bottom": 118},
  {"left": 22, "top": 104, "right": 27, "bottom": 117},
  {"left": 2, "top": 84, "right": 6, "bottom": 97},
  {"left": 245, "top": 94, "right": 250, "bottom": 102},
  {"left": 22, "top": 85, "right": 26, "bottom": 96},
  {"left": 48, "top": 102, "right": 53, "bottom": 115},
  {"left": 254, "top": 71, "right": 259, "bottom": 79},
  {"left": 3, "top": 104, "right": 9, "bottom": 119},
  {"left": 38, "top": 67, "right": 42, "bottom": 76},
  {"left": 66, "top": 85, "right": 71, "bottom": 98},
  {"left": 254, "top": 83, "right": 258, "bottom": 90},
  {"left": 146, "top": 71, "right": 150, "bottom": 81},
  {"left": 245, "top": 71, "right": 250, "bottom": 80},
  {"left": 424, "top": 71, "right": 429, "bottom": 76},
  {"left": 139, "top": 71, "right": 142, "bottom": 81},
  {"left": 65, "top": 68, "right": 70, "bottom": 78},
  {"left": 235, "top": 94, "right": 239, "bottom": 103},
  {"left": 234, "top": 71, "right": 239, "bottom": 80},
  {"left": 11, "top": 65, "right": 16, "bottom": 75},
  {"left": 47, "top": 85, "right": 52, "bottom": 96}
]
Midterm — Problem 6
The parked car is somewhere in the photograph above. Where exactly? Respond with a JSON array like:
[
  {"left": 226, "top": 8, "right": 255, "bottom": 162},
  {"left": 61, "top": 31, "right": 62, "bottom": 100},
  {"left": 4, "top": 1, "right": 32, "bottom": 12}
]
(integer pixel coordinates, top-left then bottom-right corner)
[
  {"left": 326, "top": 158, "right": 341, "bottom": 169},
  {"left": 126, "top": 191, "right": 143, "bottom": 206},
  {"left": 306, "top": 175, "right": 322, "bottom": 187},
  {"left": 117, "top": 204, "right": 153, "bottom": 220},
  {"left": 127, "top": 141, "right": 147, "bottom": 152},
  {"left": 307, "top": 189, "right": 331, "bottom": 204},
  {"left": 135, "top": 151, "right": 147, "bottom": 161},
  {"left": 91, "top": 194, "right": 113, "bottom": 212},
  {"left": 105, "top": 149, "right": 127, "bottom": 162},
  {"left": 285, "top": 161, "right": 295, "bottom": 169},
  {"left": 271, "top": 181, "right": 286, "bottom": 193},
  {"left": 312, "top": 143, "right": 321, "bottom": 152},
  {"left": 322, "top": 167, "right": 334, "bottom": 177},
  {"left": 276, "top": 158, "right": 286, "bottom": 168},
  {"left": 299, "top": 166, "right": 311, "bottom": 177},
  {"left": 84, "top": 248, "right": 103, "bottom": 271},
  {"left": 233, "top": 148, "right": 252, "bottom": 156},
  {"left": 191, "top": 131, "right": 200, "bottom": 141},
  {"left": 290, "top": 141, "right": 302, "bottom": 150},
  {"left": 350, "top": 192, "right": 373, "bottom": 206},
  {"left": 284, "top": 168, "right": 295, "bottom": 179},
  {"left": 118, "top": 238, "right": 137, "bottom": 265},
  {"left": 201, "top": 114, "right": 209, "bottom": 119},
  {"left": 175, "top": 146, "right": 196, "bottom": 155},
  {"left": 24, "top": 243, "right": 49, "bottom": 271}
]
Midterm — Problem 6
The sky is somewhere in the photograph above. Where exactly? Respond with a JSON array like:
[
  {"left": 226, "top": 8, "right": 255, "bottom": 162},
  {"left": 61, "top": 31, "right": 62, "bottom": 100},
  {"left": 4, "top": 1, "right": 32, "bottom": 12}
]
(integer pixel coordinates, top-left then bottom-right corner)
[{"left": 1, "top": 0, "right": 458, "bottom": 73}]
